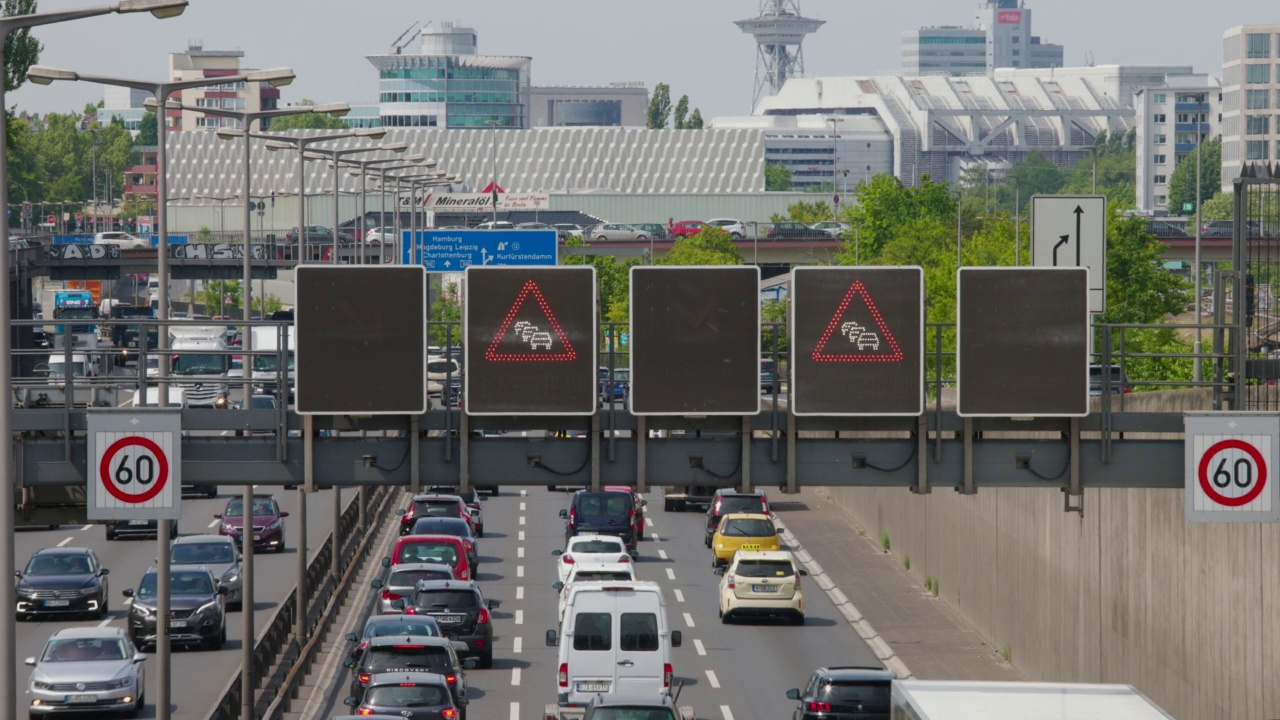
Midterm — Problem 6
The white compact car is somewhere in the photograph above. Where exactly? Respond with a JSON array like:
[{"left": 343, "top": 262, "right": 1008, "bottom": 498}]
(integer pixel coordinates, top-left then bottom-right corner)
[
  {"left": 715, "top": 549, "right": 807, "bottom": 625},
  {"left": 553, "top": 534, "right": 631, "bottom": 584}
]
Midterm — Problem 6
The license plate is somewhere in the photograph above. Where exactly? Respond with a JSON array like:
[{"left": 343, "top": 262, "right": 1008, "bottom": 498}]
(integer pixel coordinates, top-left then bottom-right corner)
[
  {"left": 252, "top": 534, "right": 262, "bottom": 541},
  {"left": 44, "top": 600, "right": 71, "bottom": 607},
  {"left": 128, "top": 520, "right": 149, "bottom": 526},
  {"left": 127, "top": 341, "right": 137, "bottom": 347},
  {"left": 436, "top": 614, "right": 464, "bottom": 624},
  {"left": 576, "top": 682, "right": 610, "bottom": 693},
  {"left": 67, "top": 694, "right": 96, "bottom": 704},
  {"left": 741, "top": 543, "right": 762, "bottom": 551},
  {"left": 751, "top": 584, "right": 779, "bottom": 593},
  {"left": 168, "top": 619, "right": 185, "bottom": 628}
]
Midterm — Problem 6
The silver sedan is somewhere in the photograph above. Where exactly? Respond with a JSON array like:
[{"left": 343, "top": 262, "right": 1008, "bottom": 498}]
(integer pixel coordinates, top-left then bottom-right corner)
[
  {"left": 25, "top": 626, "right": 146, "bottom": 718},
  {"left": 169, "top": 534, "right": 243, "bottom": 610},
  {"left": 590, "top": 223, "right": 651, "bottom": 242}
]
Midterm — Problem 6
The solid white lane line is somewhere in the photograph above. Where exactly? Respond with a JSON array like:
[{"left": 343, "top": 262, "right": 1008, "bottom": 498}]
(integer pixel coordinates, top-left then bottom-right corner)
[
  {"left": 520, "top": 501, "right": 527, "bottom": 511},
  {"left": 720, "top": 706, "right": 735, "bottom": 720},
  {"left": 517, "top": 547, "right": 525, "bottom": 558},
  {"left": 693, "top": 638, "right": 707, "bottom": 656},
  {"left": 510, "top": 702, "right": 520, "bottom": 720},
  {"left": 513, "top": 637, "right": 523, "bottom": 654},
  {"left": 515, "top": 609, "right": 524, "bottom": 625},
  {"left": 516, "top": 586, "right": 525, "bottom": 600},
  {"left": 665, "top": 568, "right": 675, "bottom": 580},
  {"left": 658, "top": 549, "right": 668, "bottom": 560},
  {"left": 706, "top": 670, "right": 721, "bottom": 689},
  {"left": 518, "top": 530, "right": 525, "bottom": 541},
  {"left": 207, "top": 519, "right": 220, "bottom": 528},
  {"left": 682, "top": 612, "right": 695, "bottom": 628},
  {"left": 674, "top": 589, "right": 685, "bottom": 603},
  {"left": 519, "top": 516, "right": 526, "bottom": 525},
  {"left": 517, "top": 565, "right": 525, "bottom": 578},
  {"left": 511, "top": 667, "right": 521, "bottom": 686},
  {"left": 80, "top": 524, "right": 92, "bottom": 532},
  {"left": 56, "top": 537, "right": 73, "bottom": 548}
]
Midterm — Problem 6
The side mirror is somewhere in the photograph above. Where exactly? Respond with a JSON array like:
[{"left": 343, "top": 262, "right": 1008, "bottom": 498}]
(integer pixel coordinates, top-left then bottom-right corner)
[
  {"left": 381, "top": 557, "right": 391, "bottom": 568},
  {"left": 132, "top": 654, "right": 147, "bottom": 664},
  {"left": 13, "top": 571, "right": 20, "bottom": 578},
  {"left": 488, "top": 599, "right": 501, "bottom": 610},
  {"left": 279, "top": 511, "right": 289, "bottom": 518},
  {"left": 629, "top": 549, "right": 640, "bottom": 559},
  {"left": 396, "top": 508, "right": 406, "bottom": 516},
  {"left": 786, "top": 689, "right": 802, "bottom": 701},
  {"left": 713, "top": 567, "right": 725, "bottom": 576},
  {"left": 558, "top": 509, "right": 568, "bottom": 519},
  {"left": 343, "top": 697, "right": 358, "bottom": 707},
  {"left": 545, "top": 629, "right": 558, "bottom": 647},
  {"left": 370, "top": 579, "right": 384, "bottom": 589},
  {"left": 462, "top": 657, "right": 478, "bottom": 670},
  {"left": 671, "top": 630, "right": 682, "bottom": 647},
  {"left": 99, "top": 568, "right": 110, "bottom": 576},
  {"left": 344, "top": 659, "right": 356, "bottom": 669},
  {"left": 121, "top": 589, "right": 134, "bottom": 598},
  {"left": 798, "top": 569, "right": 809, "bottom": 577},
  {"left": 213, "top": 513, "right": 222, "bottom": 519},
  {"left": 552, "top": 581, "right": 564, "bottom": 591},
  {"left": 345, "top": 632, "right": 358, "bottom": 642},
  {"left": 641, "top": 499, "right": 648, "bottom": 507},
  {"left": 24, "top": 657, "right": 36, "bottom": 666}
]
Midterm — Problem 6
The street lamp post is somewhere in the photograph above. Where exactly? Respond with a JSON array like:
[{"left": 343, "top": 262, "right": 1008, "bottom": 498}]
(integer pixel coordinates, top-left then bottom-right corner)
[
  {"left": 1194, "top": 93, "right": 1205, "bottom": 382},
  {"left": 486, "top": 120, "right": 501, "bottom": 224},
  {"left": 827, "top": 116, "right": 843, "bottom": 206},
  {"left": 303, "top": 145, "right": 409, "bottom": 263},
  {"left": 340, "top": 154, "right": 425, "bottom": 262},
  {"left": 354, "top": 161, "right": 441, "bottom": 263},
  {"left": 0, "top": 6, "right": 192, "bottom": 720},
  {"left": 952, "top": 190, "right": 963, "bottom": 268}
]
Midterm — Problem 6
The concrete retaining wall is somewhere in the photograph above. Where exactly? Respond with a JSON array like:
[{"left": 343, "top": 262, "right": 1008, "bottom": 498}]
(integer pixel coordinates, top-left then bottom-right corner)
[{"left": 824, "top": 389, "right": 1280, "bottom": 719}]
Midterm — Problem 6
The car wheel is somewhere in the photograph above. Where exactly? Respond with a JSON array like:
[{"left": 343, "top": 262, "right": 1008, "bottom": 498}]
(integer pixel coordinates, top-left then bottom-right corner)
[
  {"left": 477, "top": 526, "right": 484, "bottom": 538},
  {"left": 276, "top": 540, "right": 286, "bottom": 554},
  {"left": 209, "top": 623, "right": 226, "bottom": 650},
  {"left": 547, "top": 484, "right": 557, "bottom": 492},
  {"left": 490, "top": 486, "right": 499, "bottom": 496},
  {"left": 106, "top": 528, "right": 117, "bottom": 541},
  {"left": 732, "top": 233, "right": 744, "bottom": 240},
  {"left": 636, "top": 234, "right": 648, "bottom": 242},
  {"left": 704, "top": 535, "right": 711, "bottom": 549},
  {"left": 793, "top": 613, "right": 806, "bottom": 626},
  {"left": 664, "top": 499, "right": 675, "bottom": 512},
  {"left": 480, "top": 650, "right": 493, "bottom": 669},
  {"left": 129, "top": 681, "right": 144, "bottom": 717},
  {"left": 721, "top": 611, "right": 734, "bottom": 625},
  {"left": 206, "top": 486, "right": 218, "bottom": 499}
]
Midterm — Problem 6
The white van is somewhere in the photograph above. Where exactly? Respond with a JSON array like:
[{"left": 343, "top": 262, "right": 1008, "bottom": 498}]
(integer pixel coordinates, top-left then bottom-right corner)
[{"left": 545, "top": 581, "right": 682, "bottom": 712}]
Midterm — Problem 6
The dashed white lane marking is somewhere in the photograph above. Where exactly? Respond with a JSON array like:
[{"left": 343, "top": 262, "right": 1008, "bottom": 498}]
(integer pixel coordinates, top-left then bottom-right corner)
[
  {"left": 517, "top": 547, "right": 525, "bottom": 558},
  {"left": 97, "top": 618, "right": 113, "bottom": 628},
  {"left": 706, "top": 670, "right": 721, "bottom": 689},
  {"left": 682, "top": 612, "right": 695, "bottom": 628},
  {"left": 80, "top": 524, "right": 92, "bottom": 531},
  {"left": 519, "top": 516, "right": 526, "bottom": 525},
  {"left": 56, "top": 537, "right": 73, "bottom": 548},
  {"left": 658, "top": 549, "right": 668, "bottom": 560},
  {"left": 720, "top": 706, "right": 735, "bottom": 720},
  {"left": 511, "top": 667, "right": 521, "bottom": 686},
  {"left": 693, "top": 638, "right": 706, "bottom": 656},
  {"left": 520, "top": 490, "right": 528, "bottom": 497},
  {"left": 207, "top": 519, "right": 220, "bottom": 528},
  {"left": 518, "top": 530, "right": 525, "bottom": 541},
  {"left": 646, "top": 517, "right": 654, "bottom": 526},
  {"left": 674, "top": 589, "right": 685, "bottom": 603},
  {"left": 516, "top": 586, "right": 525, "bottom": 600},
  {"left": 651, "top": 533, "right": 660, "bottom": 542},
  {"left": 517, "top": 565, "right": 525, "bottom": 578},
  {"left": 513, "top": 637, "right": 523, "bottom": 654},
  {"left": 520, "top": 501, "right": 527, "bottom": 511},
  {"left": 515, "top": 609, "right": 524, "bottom": 625},
  {"left": 510, "top": 702, "right": 520, "bottom": 720},
  {"left": 665, "top": 568, "right": 675, "bottom": 580}
]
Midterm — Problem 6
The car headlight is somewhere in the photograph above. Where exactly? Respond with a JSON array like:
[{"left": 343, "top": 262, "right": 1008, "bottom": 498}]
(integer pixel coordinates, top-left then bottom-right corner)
[
  {"left": 132, "top": 603, "right": 155, "bottom": 617},
  {"left": 223, "top": 522, "right": 238, "bottom": 533},
  {"left": 197, "top": 600, "right": 220, "bottom": 615},
  {"left": 214, "top": 395, "right": 229, "bottom": 409},
  {"left": 79, "top": 586, "right": 100, "bottom": 596},
  {"left": 107, "top": 677, "right": 132, "bottom": 689},
  {"left": 265, "top": 518, "right": 281, "bottom": 531},
  {"left": 222, "top": 570, "right": 240, "bottom": 585},
  {"left": 31, "top": 680, "right": 53, "bottom": 691},
  {"left": 17, "top": 586, "right": 38, "bottom": 597}
]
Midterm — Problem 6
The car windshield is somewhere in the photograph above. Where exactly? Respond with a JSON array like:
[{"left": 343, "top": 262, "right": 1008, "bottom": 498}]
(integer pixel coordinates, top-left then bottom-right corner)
[
  {"left": 368, "top": 620, "right": 440, "bottom": 638},
  {"left": 252, "top": 354, "right": 296, "bottom": 372},
  {"left": 416, "top": 501, "right": 461, "bottom": 517},
  {"left": 572, "top": 571, "right": 633, "bottom": 582},
  {"left": 364, "top": 646, "right": 450, "bottom": 673},
  {"left": 398, "top": 543, "right": 458, "bottom": 566},
  {"left": 719, "top": 496, "right": 765, "bottom": 514},
  {"left": 576, "top": 493, "right": 631, "bottom": 517},
  {"left": 250, "top": 396, "right": 276, "bottom": 410},
  {"left": 722, "top": 518, "right": 775, "bottom": 537},
  {"left": 139, "top": 571, "right": 213, "bottom": 598},
  {"left": 734, "top": 559, "right": 795, "bottom": 578},
  {"left": 172, "top": 353, "right": 228, "bottom": 375},
  {"left": 612, "top": 369, "right": 631, "bottom": 382},
  {"left": 413, "top": 590, "right": 479, "bottom": 610},
  {"left": 224, "top": 499, "right": 276, "bottom": 518},
  {"left": 171, "top": 542, "right": 236, "bottom": 565},
  {"left": 822, "top": 681, "right": 891, "bottom": 709},
  {"left": 590, "top": 708, "right": 678, "bottom": 720},
  {"left": 363, "top": 683, "right": 448, "bottom": 708},
  {"left": 47, "top": 362, "right": 86, "bottom": 378},
  {"left": 25, "top": 553, "right": 92, "bottom": 575},
  {"left": 570, "top": 540, "right": 625, "bottom": 554},
  {"left": 412, "top": 519, "right": 469, "bottom": 537},
  {"left": 41, "top": 637, "right": 128, "bottom": 663},
  {"left": 389, "top": 569, "right": 453, "bottom": 587}
]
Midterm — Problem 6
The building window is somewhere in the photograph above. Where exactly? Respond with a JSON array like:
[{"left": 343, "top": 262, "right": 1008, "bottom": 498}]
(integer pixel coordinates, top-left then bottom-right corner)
[
  {"left": 1154, "top": 134, "right": 1167, "bottom": 145},
  {"left": 1154, "top": 113, "right": 1166, "bottom": 123},
  {"left": 1246, "top": 140, "right": 1269, "bottom": 160},
  {"left": 1247, "top": 90, "right": 1270, "bottom": 109},
  {"left": 1155, "top": 195, "right": 1167, "bottom": 205},
  {"left": 1247, "top": 63, "right": 1271, "bottom": 84},
  {"left": 1154, "top": 154, "right": 1167, "bottom": 164},
  {"left": 1247, "top": 115, "right": 1271, "bottom": 135},
  {"left": 1153, "top": 93, "right": 1166, "bottom": 103},
  {"left": 1247, "top": 33, "right": 1272, "bottom": 58},
  {"left": 1154, "top": 175, "right": 1167, "bottom": 184}
]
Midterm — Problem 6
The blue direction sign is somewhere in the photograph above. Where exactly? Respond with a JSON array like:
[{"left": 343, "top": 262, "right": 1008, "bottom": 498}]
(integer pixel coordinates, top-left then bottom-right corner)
[{"left": 402, "top": 229, "right": 557, "bottom": 270}]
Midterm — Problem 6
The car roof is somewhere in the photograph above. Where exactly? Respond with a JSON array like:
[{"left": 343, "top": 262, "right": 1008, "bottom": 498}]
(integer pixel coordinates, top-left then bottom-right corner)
[
  {"left": 815, "top": 666, "right": 898, "bottom": 682},
  {"left": 412, "top": 494, "right": 461, "bottom": 502},
  {"left": 730, "top": 550, "right": 795, "bottom": 561},
  {"left": 589, "top": 694, "right": 676, "bottom": 707},
  {"left": 719, "top": 512, "right": 771, "bottom": 522},
  {"left": 398, "top": 534, "right": 466, "bottom": 546},
  {"left": 171, "top": 534, "right": 235, "bottom": 545},
  {"left": 715, "top": 488, "right": 766, "bottom": 497},
  {"left": 32, "top": 546, "right": 93, "bottom": 557},
  {"left": 568, "top": 534, "right": 626, "bottom": 545},
  {"left": 388, "top": 562, "right": 455, "bottom": 573},
  {"left": 52, "top": 625, "right": 126, "bottom": 640},
  {"left": 366, "top": 635, "right": 452, "bottom": 649},
  {"left": 167, "top": 564, "right": 215, "bottom": 575},
  {"left": 364, "top": 614, "right": 441, "bottom": 629},
  {"left": 366, "top": 671, "right": 450, "bottom": 687},
  {"left": 569, "top": 561, "right": 634, "bottom": 575},
  {"left": 411, "top": 579, "right": 480, "bottom": 592}
]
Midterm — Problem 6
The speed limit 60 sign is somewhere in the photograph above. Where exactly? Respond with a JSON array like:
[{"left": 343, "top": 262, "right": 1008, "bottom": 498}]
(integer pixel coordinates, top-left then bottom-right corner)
[
  {"left": 87, "top": 410, "right": 181, "bottom": 521},
  {"left": 1185, "top": 413, "right": 1280, "bottom": 523}
]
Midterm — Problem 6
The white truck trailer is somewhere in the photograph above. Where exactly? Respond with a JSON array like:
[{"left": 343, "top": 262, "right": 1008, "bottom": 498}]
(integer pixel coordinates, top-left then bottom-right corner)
[{"left": 890, "top": 680, "right": 1177, "bottom": 720}]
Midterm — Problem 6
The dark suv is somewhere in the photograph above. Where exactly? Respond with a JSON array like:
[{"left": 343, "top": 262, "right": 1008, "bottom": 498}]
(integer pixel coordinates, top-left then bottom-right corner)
[
  {"left": 786, "top": 666, "right": 895, "bottom": 720},
  {"left": 123, "top": 565, "right": 228, "bottom": 651},
  {"left": 399, "top": 494, "right": 469, "bottom": 536},
  {"left": 560, "top": 490, "right": 639, "bottom": 551},
  {"left": 705, "top": 489, "right": 770, "bottom": 548},
  {"left": 345, "top": 635, "right": 475, "bottom": 705},
  {"left": 396, "top": 579, "right": 499, "bottom": 668}
]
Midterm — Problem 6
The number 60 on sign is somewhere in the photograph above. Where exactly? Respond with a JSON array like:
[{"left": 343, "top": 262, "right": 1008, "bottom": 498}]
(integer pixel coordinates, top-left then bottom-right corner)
[
  {"left": 87, "top": 412, "right": 182, "bottom": 522},
  {"left": 1185, "top": 413, "right": 1280, "bottom": 523}
]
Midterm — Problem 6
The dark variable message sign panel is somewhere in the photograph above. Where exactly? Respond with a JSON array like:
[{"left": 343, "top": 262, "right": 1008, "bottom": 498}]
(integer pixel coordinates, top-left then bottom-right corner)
[
  {"left": 791, "top": 267, "right": 925, "bottom": 416},
  {"left": 630, "top": 266, "right": 760, "bottom": 416},
  {"left": 464, "top": 266, "right": 597, "bottom": 415},
  {"left": 295, "top": 265, "right": 426, "bottom": 415},
  {"left": 957, "top": 267, "right": 1089, "bottom": 417}
]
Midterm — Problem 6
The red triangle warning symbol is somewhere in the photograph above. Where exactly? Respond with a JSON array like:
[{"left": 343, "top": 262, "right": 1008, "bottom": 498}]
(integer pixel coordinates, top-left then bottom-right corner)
[
  {"left": 811, "top": 280, "right": 904, "bottom": 363},
  {"left": 485, "top": 280, "right": 578, "bottom": 362}
]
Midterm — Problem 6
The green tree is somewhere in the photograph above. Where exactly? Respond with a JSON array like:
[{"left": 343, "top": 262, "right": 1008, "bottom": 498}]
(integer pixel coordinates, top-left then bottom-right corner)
[
  {"left": 430, "top": 282, "right": 461, "bottom": 346},
  {"left": 672, "top": 95, "right": 689, "bottom": 130},
  {"left": 1059, "top": 130, "right": 1137, "bottom": 206},
  {"left": 561, "top": 235, "right": 637, "bottom": 322},
  {"left": 1007, "top": 150, "right": 1066, "bottom": 211},
  {"left": 136, "top": 111, "right": 158, "bottom": 147},
  {"left": 1200, "top": 191, "right": 1233, "bottom": 221},
  {"left": 3, "top": 0, "right": 42, "bottom": 95},
  {"left": 199, "top": 280, "right": 242, "bottom": 314},
  {"left": 765, "top": 163, "right": 792, "bottom": 191},
  {"left": 266, "top": 99, "right": 349, "bottom": 131},
  {"left": 647, "top": 83, "right": 672, "bottom": 129},
  {"left": 688, "top": 108, "right": 703, "bottom": 129},
  {"left": 761, "top": 298, "right": 788, "bottom": 355},
  {"left": 252, "top": 293, "right": 284, "bottom": 316},
  {"left": 772, "top": 199, "right": 833, "bottom": 224},
  {"left": 840, "top": 174, "right": 957, "bottom": 261},
  {"left": 1167, "top": 137, "right": 1221, "bottom": 214},
  {"left": 658, "top": 228, "right": 742, "bottom": 266},
  {"left": 1099, "top": 209, "right": 1191, "bottom": 324}
]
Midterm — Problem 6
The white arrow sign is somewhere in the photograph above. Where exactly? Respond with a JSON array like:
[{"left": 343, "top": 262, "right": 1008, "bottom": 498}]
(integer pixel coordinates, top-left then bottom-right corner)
[{"left": 1031, "top": 195, "right": 1107, "bottom": 313}]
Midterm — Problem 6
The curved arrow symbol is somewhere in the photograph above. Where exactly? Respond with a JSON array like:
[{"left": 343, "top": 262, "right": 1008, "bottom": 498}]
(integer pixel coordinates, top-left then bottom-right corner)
[{"left": 1053, "top": 235, "right": 1069, "bottom": 266}]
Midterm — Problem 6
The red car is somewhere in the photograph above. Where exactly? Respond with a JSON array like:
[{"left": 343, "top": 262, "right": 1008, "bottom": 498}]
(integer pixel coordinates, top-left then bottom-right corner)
[
  {"left": 384, "top": 535, "right": 473, "bottom": 581},
  {"left": 669, "top": 220, "right": 712, "bottom": 239},
  {"left": 604, "top": 485, "right": 647, "bottom": 542}
]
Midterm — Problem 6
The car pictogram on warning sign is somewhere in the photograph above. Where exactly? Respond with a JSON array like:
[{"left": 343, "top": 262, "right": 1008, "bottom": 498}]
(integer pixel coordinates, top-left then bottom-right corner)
[
  {"left": 484, "top": 279, "right": 578, "bottom": 362},
  {"left": 812, "top": 280, "right": 904, "bottom": 363}
]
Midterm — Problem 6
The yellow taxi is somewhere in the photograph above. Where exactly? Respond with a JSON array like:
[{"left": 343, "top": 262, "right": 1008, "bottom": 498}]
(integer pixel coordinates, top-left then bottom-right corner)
[{"left": 710, "top": 513, "right": 780, "bottom": 568}]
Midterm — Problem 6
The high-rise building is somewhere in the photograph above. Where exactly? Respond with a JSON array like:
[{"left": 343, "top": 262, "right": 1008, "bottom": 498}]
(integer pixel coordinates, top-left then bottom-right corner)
[
  {"left": 168, "top": 44, "right": 282, "bottom": 131},
  {"left": 902, "top": 1, "right": 1063, "bottom": 76},
  {"left": 1134, "top": 75, "right": 1221, "bottom": 214},
  {"left": 364, "top": 21, "right": 531, "bottom": 129},
  {"left": 1221, "top": 25, "right": 1280, "bottom": 191},
  {"left": 531, "top": 83, "right": 649, "bottom": 128}
]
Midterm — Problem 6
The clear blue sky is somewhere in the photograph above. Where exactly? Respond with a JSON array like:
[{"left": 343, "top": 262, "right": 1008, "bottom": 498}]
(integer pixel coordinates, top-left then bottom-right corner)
[{"left": 8, "top": 0, "right": 1266, "bottom": 118}]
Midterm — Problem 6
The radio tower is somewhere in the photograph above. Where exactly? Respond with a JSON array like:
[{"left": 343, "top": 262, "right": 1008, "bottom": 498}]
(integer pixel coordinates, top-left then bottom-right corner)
[{"left": 735, "top": 0, "right": 825, "bottom": 111}]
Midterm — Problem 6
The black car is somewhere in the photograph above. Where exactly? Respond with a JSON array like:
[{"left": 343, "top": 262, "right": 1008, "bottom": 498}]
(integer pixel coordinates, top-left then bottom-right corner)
[
  {"left": 560, "top": 489, "right": 639, "bottom": 551},
  {"left": 345, "top": 635, "right": 475, "bottom": 705},
  {"left": 408, "top": 517, "right": 479, "bottom": 571},
  {"left": 345, "top": 615, "right": 444, "bottom": 663},
  {"left": 15, "top": 547, "right": 110, "bottom": 620},
  {"left": 427, "top": 485, "right": 487, "bottom": 533},
  {"left": 705, "top": 489, "right": 771, "bottom": 548},
  {"left": 785, "top": 666, "right": 896, "bottom": 720},
  {"left": 767, "top": 221, "right": 828, "bottom": 239},
  {"left": 396, "top": 579, "right": 499, "bottom": 668},
  {"left": 123, "top": 564, "right": 228, "bottom": 651},
  {"left": 398, "top": 494, "right": 469, "bottom": 536},
  {"left": 761, "top": 359, "right": 780, "bottom": 393},
  {"left": 344, "top": 671, "right": 466, "bottom": 720},
  {"left": 105, "top": 517, "right": 179, "bottom": 541}
]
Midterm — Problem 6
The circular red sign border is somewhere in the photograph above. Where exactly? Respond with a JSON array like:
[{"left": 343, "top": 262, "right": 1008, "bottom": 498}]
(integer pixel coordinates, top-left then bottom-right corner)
[
  {"left": 1197, "top": 438, "right": 1268, "bottom": 508},
  {"left": 99, "top": 436, "right": 170, "bottom": 504}
]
